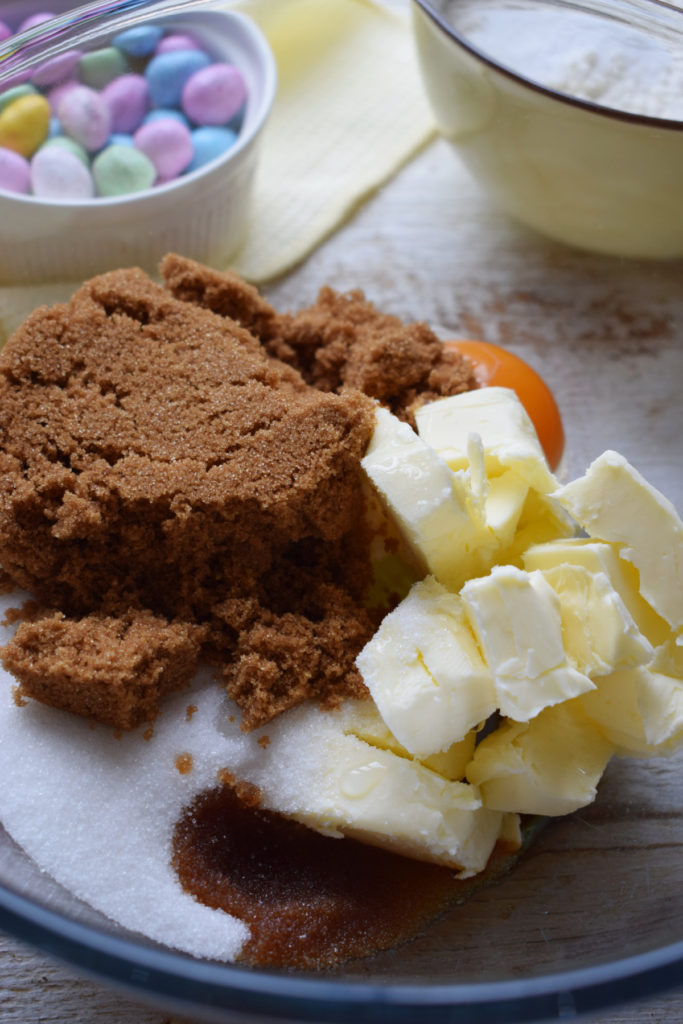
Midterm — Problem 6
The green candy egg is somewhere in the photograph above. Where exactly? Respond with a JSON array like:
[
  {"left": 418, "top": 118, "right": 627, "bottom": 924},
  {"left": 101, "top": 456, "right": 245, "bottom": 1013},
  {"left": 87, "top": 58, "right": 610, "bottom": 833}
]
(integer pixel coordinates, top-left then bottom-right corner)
[{"left": 92, "top": 143, "right": 156, "bottom": 196}]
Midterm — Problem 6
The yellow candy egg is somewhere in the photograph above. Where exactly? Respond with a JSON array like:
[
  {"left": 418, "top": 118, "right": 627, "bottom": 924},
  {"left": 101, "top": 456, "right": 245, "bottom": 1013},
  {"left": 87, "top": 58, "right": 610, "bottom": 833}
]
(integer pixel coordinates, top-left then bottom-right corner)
[{"left": 0, "top": 94, "right": 51, "bottom": 157}]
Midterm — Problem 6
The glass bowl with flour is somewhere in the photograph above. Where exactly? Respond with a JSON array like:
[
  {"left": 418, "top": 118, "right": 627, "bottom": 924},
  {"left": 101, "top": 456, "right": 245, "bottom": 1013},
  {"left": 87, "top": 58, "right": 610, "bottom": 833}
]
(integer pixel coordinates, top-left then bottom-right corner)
[{"left": 412, "top": 0, "right": 683, "bottom": 258}]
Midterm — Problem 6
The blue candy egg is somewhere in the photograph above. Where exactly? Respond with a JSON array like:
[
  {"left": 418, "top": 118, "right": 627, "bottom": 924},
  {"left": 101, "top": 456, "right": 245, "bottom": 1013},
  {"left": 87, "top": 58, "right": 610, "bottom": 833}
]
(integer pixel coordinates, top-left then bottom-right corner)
[
  {"left": 186, "top": 125, "right": 238, "bottom": 173},
  {"left": 144, "top": 50, "right": 211, "bottom": 109},
  {"left": 108, "top": 132, "right": 135, "bottom": 147},
  {"left": 142, "top": 108, "right": 190, "bottom": 128},
  {"left": 113, "top": 25, "right": 164, "bottom": 58}
]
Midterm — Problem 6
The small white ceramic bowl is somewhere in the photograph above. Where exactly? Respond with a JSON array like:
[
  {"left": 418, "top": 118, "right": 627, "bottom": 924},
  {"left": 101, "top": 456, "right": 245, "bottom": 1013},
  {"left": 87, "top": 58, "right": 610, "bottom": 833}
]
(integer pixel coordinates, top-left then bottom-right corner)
[
  {"left": 0, "top": 0, "right": 276, "bottom": 284},
  {"left": 412, "top": 0, "right": 683, "bottom": 260}
]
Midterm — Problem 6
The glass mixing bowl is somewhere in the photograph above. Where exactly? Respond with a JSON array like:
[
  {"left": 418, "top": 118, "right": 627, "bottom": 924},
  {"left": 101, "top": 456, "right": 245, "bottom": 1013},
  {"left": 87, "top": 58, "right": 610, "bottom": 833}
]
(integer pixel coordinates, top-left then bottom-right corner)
[{"left": 2, "top": 739, "right": 683, "bottom": 1022}]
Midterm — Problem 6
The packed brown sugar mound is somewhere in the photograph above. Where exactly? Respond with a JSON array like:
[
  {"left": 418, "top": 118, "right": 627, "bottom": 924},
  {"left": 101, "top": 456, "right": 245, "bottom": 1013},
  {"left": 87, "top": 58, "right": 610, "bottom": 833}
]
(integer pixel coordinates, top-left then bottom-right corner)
[{"left": 0, "top": 256, "right": 475, "bottom": 733}]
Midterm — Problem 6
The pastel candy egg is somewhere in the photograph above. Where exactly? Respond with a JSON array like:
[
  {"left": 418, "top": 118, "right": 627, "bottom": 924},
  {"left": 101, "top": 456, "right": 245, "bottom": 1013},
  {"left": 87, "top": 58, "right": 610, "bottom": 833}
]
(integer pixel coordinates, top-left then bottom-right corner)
[
  {"left": 145, "top": 49, "right": 211, "bottom": 108},
  {"left": 41, "top": 135, "right": 89, "bottom": 166},
  {"left": 113, "top": 25, "right": 163, "bottom": 58},
  {"left": 186, "top": 125, "right": 237, "bottom": 173},
  {"left": 156, "top": 33, "right": 201, "bottom": 55},
  {"left": 78, "top": 47, "right": 128, "bottom": 89},
  {"left": 142, "top": 107, "right": 189, "bottom": 128},
  {"left": 58, "top": 86, "right": 111, "bottom": 152},
  {"left": 0, "top": 147, "right": 31, "bottom": 193},
  {"left": 133, "top": 118, "right": 193, "bottom": 179},
  {"left": 0, "top": 21, "right": 11, "bottom": 42},
  {"left": 30, "top": 145, "right": 94, "bottom": 198},
  {"left": 0, "top": 94, "right": 50, "bottom": 157},
  {"left": 0, "top": 84, "right": 38, "bottom": 115},
  {"left": 181, "top": 63, "right": 247, "bottom": 125},
  {"left": 47, "top": 79, "right": 80, "bottom": 114},
  {"left": 102, "top": 73, "right": 149, "bottom": 133},
  {"left": 31, "top": 50, "right": 82, "bottom": 88},
  {"left": 108, "top": 132, "right": 135, "bottom": 147},
  {"left": 92, "top": 143, "right": 156, "bottom": 196},
  {"left": 17, "top": 12, "right": 55, "bottom": 33}
]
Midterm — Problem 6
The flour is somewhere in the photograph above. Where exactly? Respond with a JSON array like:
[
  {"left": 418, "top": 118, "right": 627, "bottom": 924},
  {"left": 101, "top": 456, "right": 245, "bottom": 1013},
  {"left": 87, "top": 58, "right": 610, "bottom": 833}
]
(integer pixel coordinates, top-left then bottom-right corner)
[{"left": 438, "top": 1, "right": 683, "bottom": 120}]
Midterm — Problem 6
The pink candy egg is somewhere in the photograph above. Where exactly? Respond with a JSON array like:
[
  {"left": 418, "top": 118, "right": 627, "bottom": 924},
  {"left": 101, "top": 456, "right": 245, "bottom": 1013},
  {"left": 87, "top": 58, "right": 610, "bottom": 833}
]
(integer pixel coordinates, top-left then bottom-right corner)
[
  {"left": 0, "top": 21, "right": 12, "bottom": 42},
  {"left": 57, "top": 86, "right": 111, "bottom": 152},
  {"left": 102, "top": 74, "right": 149, "bottom": 134},
  {"left": 155, "top": 33, "right": 201, "bottom": 55},
  {"left": 47, "top": 80, "right": 81, "bottom": 115},
  {"left": 0, "top": 147, "right": 30, "bottom": 193},
  {"left": 133, "top": 118, "right": 193, "bottom": 180},
  {"left": 181, "top": 63, "right": 246, "bottom": 126},
  {"left": 17, "top": 12, "right": 56, "bottom": 33}
]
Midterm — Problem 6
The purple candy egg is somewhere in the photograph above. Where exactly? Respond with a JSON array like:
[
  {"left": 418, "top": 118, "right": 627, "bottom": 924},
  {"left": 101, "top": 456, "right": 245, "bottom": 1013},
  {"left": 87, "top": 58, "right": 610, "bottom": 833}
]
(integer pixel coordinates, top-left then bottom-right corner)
[
  {"left": 155, "top": 33, "right": 201, "bottom": 55},
  {"left": 30, "top": 145, "right": 94, "bottom": 198},
  {"left": 57, "top": 85, "right": 111, "bottom": 152},
  {"left": 102, "top": 73, "right": 149, "bottom": 134},
  {"left": 181, "top": 63, "right": 247, "bottom": 126},
  {"left": 0, "top": 21, "right": 12, "bottom": 42},
  {"left": 31, "top": 49, "right": 82, "bottom": 88},
  {"left": 17, "top": 12, "right": 56, "bottom": 33},
  {"left": 0, "top": 147, "right": 30, "bottom": 193},
  {"left": 133, "top": 118, "right": 193, "bottom": 180}
]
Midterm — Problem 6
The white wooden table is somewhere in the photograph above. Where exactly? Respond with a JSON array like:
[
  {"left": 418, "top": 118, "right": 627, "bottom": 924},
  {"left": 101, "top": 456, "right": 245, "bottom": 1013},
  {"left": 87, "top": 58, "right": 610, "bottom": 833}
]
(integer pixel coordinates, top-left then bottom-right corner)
[{"left": 1, "top": 137, "right": 683, "bottom": 1022}]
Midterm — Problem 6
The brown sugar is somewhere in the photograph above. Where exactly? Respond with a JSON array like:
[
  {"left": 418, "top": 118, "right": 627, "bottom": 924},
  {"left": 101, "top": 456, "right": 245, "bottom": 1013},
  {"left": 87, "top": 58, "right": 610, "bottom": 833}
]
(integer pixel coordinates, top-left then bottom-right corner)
[
  {"left": 0, "top": 256, "right": 476, "bottom": 733},
  {"left": 3, "top": 610, "right": 204, "bottom": 730},
  {"left": 160, "top": 254, "right": 477, "bottom": 424}
]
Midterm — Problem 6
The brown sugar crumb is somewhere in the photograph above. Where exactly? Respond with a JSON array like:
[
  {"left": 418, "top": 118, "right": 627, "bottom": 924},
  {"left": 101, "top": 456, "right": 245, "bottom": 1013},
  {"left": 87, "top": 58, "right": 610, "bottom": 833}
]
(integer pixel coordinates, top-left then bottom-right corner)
[
  {"left": 161, "top": 255, "right": 477, "bottom": 425},
  {"left": 175, "top": 752, "right": 193, "bottom": 775},
  {"left": 185, "top": 703, "right": 198, "bottom": 722},
  {"left": 11, "top": 685, "right": 27, "bottom": 707},
  {"left": 264, "top": 287, "right": 477, "bottom": 424},
  {"left": 257, "top": 735, "right": 270, "bottom": 749},
  {"left": 1, "top": 610, "right": 204, "bottom": 730}
]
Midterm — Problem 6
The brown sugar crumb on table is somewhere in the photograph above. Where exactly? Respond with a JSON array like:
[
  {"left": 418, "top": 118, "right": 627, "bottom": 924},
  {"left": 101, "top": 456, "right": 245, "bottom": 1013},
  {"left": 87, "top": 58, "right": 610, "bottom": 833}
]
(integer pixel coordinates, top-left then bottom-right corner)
[{"left": 0, "top": 255, "right": 476, "bottom": 733}]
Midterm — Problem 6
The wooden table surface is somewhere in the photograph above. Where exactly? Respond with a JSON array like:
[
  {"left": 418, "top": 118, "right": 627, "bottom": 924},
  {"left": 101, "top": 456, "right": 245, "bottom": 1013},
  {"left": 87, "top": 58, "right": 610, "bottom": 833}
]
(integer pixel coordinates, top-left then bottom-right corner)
[{"left": 1, "top": 135, "right": 683, "bottom": 1022}]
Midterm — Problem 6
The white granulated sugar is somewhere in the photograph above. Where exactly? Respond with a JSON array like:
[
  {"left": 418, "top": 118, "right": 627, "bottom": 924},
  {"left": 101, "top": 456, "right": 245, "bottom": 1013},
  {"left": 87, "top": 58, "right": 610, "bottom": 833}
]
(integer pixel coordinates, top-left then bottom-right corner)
[
  {"left": 454, "top": 5, "right": 683, "bottom": 120},
  {"left": 0, "top": 589, "right": 357, "bottom": 959}
]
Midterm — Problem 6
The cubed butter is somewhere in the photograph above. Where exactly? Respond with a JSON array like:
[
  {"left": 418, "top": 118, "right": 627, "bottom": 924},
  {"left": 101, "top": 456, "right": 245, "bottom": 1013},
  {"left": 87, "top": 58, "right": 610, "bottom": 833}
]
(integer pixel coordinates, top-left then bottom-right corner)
[
  {"left": 579, "top": 664, "right": 683, "bottom": 757},
  {"left": 361, "top": 407, "right": 495, "bottom": 590},
  {"left": 539, "top": 564, "right": 653, "bottom": 676},
  {"left": 356, "top": 575, "right": 497, "bottom": 758},
  {"left": 554, "top": 451, "right": 683, "bottom": 630},
  {"left": 466, "top": 701, "right": 615, "bottom": 816},
  {"left": 461, "top": 565, "right": 595, "bottom": 720},
  {"left": 415, "top": 386, "right": 557, "bottom": 495},
  {"left": 523, "top": 537, "right": 671, "bottom": 648}
]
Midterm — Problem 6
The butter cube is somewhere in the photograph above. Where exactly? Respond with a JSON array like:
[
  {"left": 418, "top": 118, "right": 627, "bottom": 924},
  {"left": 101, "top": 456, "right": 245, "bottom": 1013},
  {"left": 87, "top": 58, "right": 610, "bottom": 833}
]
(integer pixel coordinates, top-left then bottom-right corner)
[
  {"left": 356, "top": 576, "right": 497, "bottom": 758},
  {"left": 461, "top": 565, "right": 595, "bottom": 721},
  {"left": 341, "top": 698, "right": 477, "bottom": 782},
  {"left": 523, "top": 537, "right": 670, "bottom": 648},
  {"left": 466, "top": 701, "right": 615, "bottom": 816},
  {"left": 554, "top": 451, "right": 683, "bottom": 630},
  {"left": 415, "top": 386, "right": 557, "bottom": 494},
  {"left": 540, "top": 564, "right": 653, "bottom": 676},
  {"left": 579, "top": 664, "right": 683, "bottom": 757},
  {"left": 361, "top": 407, "right": 495, "bottom": 590}
]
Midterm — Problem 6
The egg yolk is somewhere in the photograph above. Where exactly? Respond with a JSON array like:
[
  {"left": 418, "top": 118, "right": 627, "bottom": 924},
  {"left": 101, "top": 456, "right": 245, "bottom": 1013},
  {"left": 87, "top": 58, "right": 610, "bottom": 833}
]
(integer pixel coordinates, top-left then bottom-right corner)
[{"left": 444, "top": 339, "right": 565, "bottom": 471}]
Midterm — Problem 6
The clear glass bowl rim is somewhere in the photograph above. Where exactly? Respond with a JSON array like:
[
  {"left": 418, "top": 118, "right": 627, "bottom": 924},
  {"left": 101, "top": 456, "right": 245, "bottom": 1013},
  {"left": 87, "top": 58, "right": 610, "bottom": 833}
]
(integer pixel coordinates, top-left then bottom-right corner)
[
  {"left": 412, "top": 0, "right": 683, "bottom": 130},
  {"left": 3, "top": 877, "right": 683, "bottom": 1022}
]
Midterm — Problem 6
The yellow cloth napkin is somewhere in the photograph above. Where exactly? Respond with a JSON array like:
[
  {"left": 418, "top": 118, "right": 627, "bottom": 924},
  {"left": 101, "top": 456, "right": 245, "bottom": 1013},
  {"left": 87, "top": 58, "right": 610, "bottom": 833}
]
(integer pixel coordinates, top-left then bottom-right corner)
[{"left": 0, "top": 0, "right": 435, "bottom": 343}]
